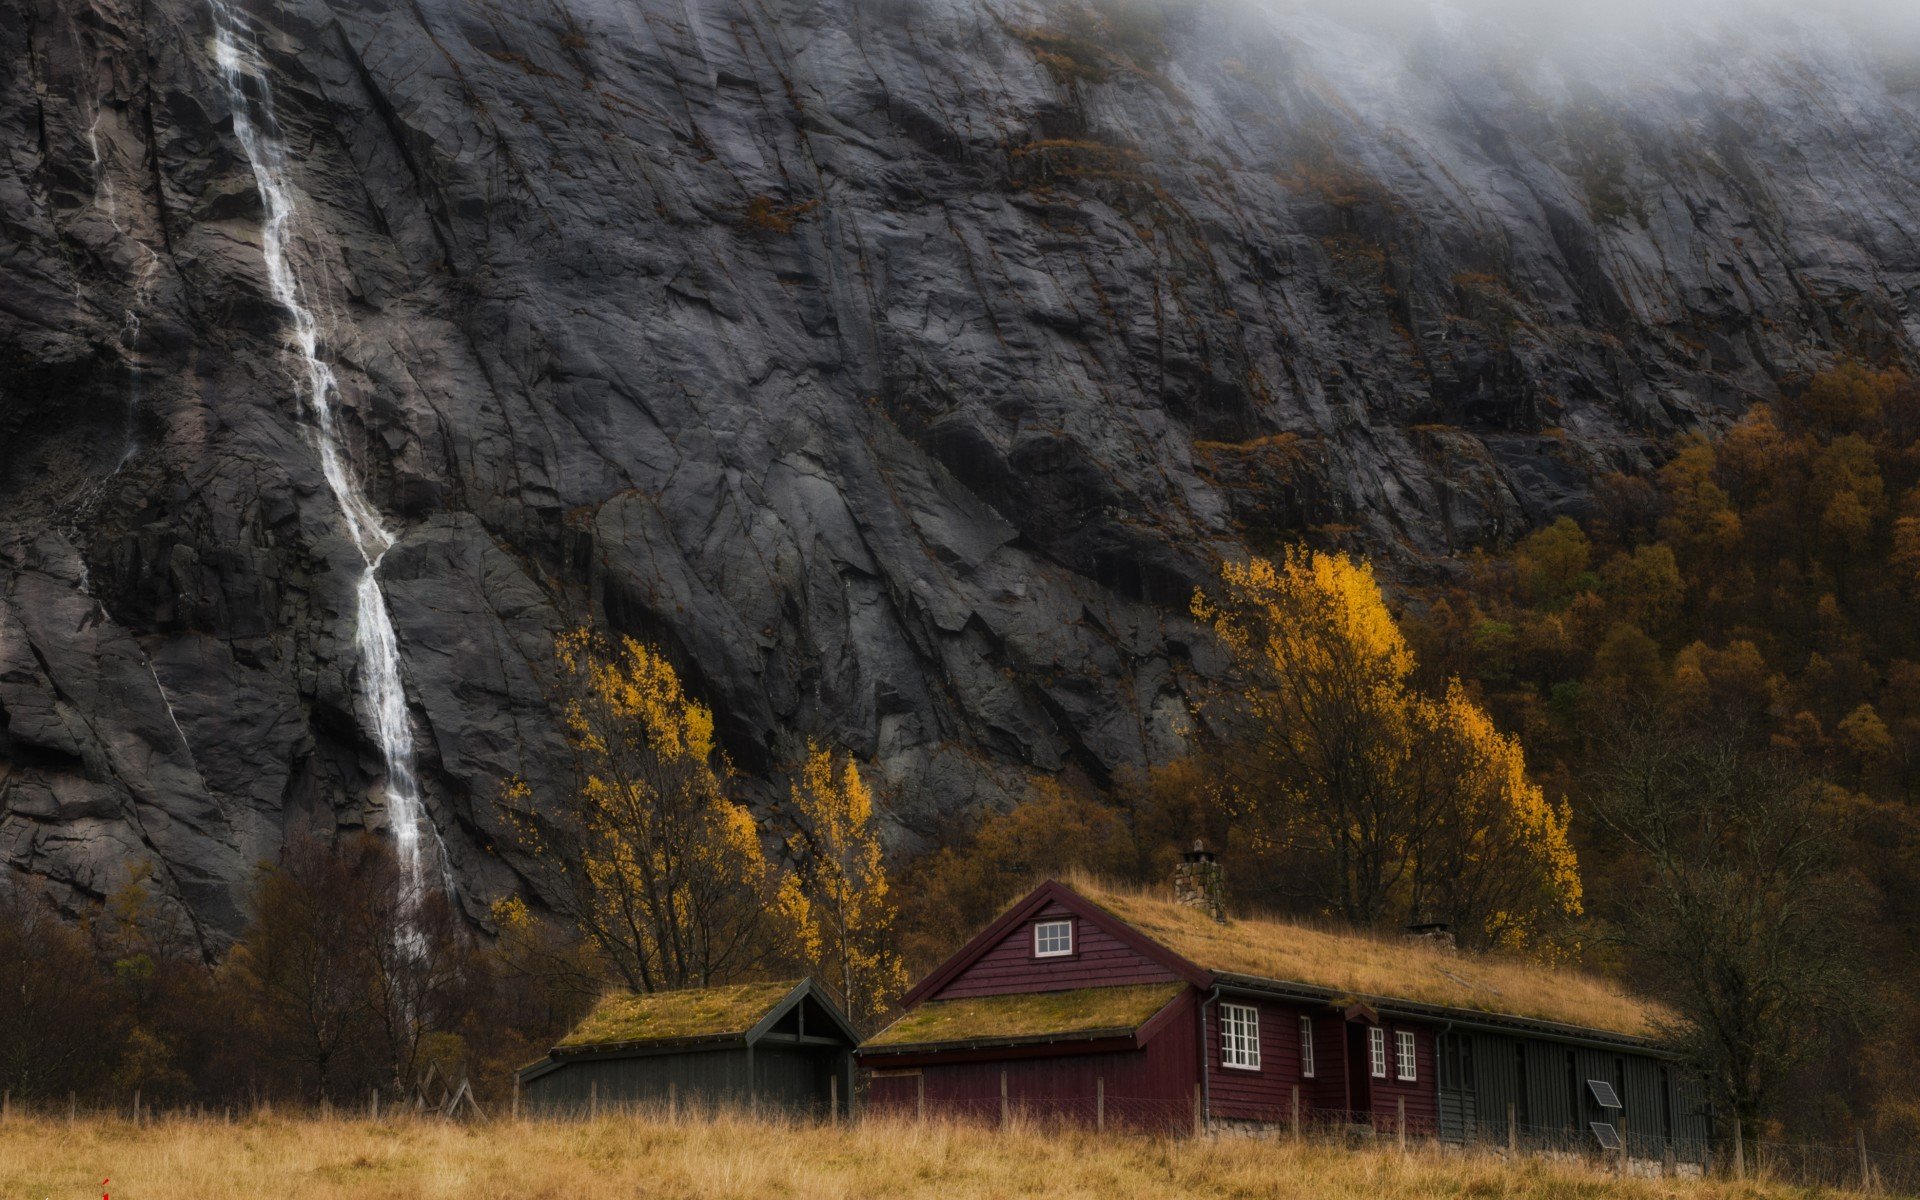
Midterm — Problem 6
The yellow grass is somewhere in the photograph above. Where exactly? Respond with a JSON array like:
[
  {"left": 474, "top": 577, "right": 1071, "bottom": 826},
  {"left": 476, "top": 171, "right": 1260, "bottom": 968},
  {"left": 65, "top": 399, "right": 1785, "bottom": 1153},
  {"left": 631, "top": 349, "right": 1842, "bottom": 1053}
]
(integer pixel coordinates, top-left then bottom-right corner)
[
  {"left": 556, "top": 980, "right": 798, "bottom": 1048},
  {"left": 1066, "top": 875, "right": 1670, "bottom": 1038},
  {"left": 0, "top": 1113, "right": 1814, "bottom": 1200},
  {"left": 867, "top": 982, "right": 1184, "bottom": 1047}
]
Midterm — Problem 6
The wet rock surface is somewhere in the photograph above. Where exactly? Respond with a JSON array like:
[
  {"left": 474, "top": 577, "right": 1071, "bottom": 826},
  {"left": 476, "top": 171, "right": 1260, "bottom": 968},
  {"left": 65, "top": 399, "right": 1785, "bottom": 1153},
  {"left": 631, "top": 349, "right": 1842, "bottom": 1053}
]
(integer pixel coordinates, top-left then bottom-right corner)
[{"left": 2, "top": 0, "right": 1917, "bottom": 945}]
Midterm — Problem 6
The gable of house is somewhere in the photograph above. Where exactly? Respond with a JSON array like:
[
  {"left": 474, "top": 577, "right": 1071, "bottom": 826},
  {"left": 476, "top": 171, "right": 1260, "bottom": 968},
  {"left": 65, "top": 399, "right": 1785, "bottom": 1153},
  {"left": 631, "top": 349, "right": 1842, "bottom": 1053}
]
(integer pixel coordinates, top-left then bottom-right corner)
[{"left": 931, "top": 899, "right": 1187, "bottom": 1000}]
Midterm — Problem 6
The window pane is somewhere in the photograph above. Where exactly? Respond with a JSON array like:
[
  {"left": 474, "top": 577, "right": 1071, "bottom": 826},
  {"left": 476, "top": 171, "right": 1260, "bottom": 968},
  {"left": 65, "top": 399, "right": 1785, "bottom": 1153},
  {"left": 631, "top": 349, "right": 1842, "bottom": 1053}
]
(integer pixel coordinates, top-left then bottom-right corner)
[
  {"left": 1221, "top": 1005, "right": 1259, "bottom": 1068},
  {"left": 1034, "top": 920, "right": 1072, "bottom": 956}
]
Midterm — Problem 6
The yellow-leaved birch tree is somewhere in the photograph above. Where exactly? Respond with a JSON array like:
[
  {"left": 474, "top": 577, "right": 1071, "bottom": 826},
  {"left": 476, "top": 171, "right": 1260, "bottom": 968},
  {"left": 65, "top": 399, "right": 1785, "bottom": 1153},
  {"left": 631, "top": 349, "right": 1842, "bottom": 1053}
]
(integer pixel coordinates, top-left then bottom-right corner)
[
  {"left": 1194, "top": 546, "right": 1581, "bottom": 949},
  {"left": 776, "top": 744, "right": 906, "bottom": 1026},
  {"left": 503, "top": 627, "right": 776, "bottom": 992}
]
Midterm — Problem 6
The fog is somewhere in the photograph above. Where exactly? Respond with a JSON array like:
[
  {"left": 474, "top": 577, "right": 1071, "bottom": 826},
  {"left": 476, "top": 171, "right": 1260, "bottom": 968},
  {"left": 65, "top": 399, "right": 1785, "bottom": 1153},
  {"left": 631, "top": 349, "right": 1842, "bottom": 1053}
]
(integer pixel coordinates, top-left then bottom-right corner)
[{"left": 1126, "top": 0, "right": 1920, "bottom": 135}]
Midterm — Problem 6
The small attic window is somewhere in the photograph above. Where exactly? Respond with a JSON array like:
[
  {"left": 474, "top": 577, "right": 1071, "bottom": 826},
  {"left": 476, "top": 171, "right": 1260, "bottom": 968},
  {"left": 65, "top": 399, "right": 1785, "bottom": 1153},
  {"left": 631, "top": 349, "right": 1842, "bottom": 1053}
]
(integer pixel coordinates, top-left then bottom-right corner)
[{"left": 1034, "top": 919, "right": 1074, "bottom": 958}]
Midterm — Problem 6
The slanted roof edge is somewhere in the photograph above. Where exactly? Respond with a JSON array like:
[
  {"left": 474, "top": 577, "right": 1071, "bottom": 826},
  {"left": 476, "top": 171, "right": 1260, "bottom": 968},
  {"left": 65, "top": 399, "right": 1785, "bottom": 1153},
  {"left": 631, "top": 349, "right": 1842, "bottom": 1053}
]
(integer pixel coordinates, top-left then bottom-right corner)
[{"left": 857, "top": 1026, "right": 1146, "bottom": 1056}]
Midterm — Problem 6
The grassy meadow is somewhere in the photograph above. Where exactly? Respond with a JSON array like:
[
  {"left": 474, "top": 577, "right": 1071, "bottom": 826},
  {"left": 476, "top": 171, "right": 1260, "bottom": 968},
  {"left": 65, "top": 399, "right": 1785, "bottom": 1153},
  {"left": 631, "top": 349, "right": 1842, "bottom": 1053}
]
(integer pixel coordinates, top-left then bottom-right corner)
[{"left": 0, "top": 1112, "right": 1855, "bottom": 1200}]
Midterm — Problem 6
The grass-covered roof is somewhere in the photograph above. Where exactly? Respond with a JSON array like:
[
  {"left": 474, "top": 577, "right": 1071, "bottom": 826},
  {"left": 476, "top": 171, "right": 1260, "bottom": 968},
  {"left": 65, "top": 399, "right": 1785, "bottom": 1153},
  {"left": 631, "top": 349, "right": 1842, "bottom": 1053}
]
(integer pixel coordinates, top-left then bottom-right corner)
[
  {"left": 866, "top": 983, "right": 1185, "bottom": 1049},
  {"left": 557, "top": 980, "right": 800, "bottom": 1049},
  {"left": 1067, "top": 876, "right": 1669, "bottom": 1039}
]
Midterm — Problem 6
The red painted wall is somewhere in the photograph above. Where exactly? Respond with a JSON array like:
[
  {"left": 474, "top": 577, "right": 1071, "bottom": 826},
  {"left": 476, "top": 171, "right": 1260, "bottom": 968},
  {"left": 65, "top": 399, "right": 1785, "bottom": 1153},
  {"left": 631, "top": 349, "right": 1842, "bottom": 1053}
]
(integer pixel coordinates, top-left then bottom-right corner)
[
  {"left": 932, "top": 902, "right": 1180, "bottom": 1000},
  {"left": 865, "top": 991, "right": 1201, "bottom": 1133},
  {"left": 1367, "top": 1021, "right": 1438, "bottom": 1135},
  {"left": 1305, "top": 1010, "right": 1350, "bottom": 1117},
  {"left": 1199, "top": 997, "right": 1439, "bottom": 1131},
  {"left": 1205, "top": 994, "right": 1310, "bottom": 1122}
]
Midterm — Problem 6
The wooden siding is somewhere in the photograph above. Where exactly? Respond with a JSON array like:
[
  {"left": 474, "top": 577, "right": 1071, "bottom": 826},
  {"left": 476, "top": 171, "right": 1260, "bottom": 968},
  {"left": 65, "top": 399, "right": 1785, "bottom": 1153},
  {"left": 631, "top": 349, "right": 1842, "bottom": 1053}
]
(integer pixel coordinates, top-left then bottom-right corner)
[
  {"left": 1305, "top": 1011, "right": 1350, "bottom": 1116},
  {"left": 1367, "top": 1021, "right": 1436, "bottom": 1133},
  {"left": 524, "top": 1044, "right": 851, "bottom": 1118},
  {"left": 1434, "top": 1029, "right": 1708, "bottom": 1163},
  {"left": 524, "top": 1046, "right": 752, "bottom": 1115},
  {"left": 933, "top": 902, "right": 1180, "bottom": 1000},
  {"left": 865, "top": 991, "right": 1201, "bottom": 1132},
  {"left": 1205, "top": 994, "right": 1310, "bottom": 1122}
]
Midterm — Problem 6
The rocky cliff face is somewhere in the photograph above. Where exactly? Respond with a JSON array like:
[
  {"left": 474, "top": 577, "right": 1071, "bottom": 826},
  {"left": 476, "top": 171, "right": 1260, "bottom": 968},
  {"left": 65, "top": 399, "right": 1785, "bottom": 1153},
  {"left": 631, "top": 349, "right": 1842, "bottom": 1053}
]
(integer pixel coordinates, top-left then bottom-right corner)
[{"left": 3, "top": 0, "right": 1917, "bottom": 947}]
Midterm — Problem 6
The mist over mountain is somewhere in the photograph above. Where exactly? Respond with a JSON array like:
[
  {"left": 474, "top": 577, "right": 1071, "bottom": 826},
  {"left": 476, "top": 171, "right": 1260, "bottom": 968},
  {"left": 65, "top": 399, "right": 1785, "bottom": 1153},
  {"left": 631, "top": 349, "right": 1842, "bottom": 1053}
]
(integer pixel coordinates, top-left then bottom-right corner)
[{"left": 3, "top": 0, "right": 1917, "bottom": 947}]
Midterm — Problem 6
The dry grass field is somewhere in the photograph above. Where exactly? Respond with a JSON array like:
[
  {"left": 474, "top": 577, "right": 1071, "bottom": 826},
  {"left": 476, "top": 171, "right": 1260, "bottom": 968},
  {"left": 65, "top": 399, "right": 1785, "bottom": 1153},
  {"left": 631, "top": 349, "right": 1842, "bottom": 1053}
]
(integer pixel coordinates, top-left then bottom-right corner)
[{"left": 0, "top": 1112, "right": 1844, "bottom": 1200}]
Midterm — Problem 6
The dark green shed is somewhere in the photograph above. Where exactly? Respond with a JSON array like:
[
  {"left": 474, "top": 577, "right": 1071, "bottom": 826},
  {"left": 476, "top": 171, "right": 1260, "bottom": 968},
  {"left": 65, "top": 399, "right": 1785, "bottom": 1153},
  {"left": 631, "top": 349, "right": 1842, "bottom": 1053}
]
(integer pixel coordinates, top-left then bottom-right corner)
[{"left": 517, "top": 979, "right": 859, "bottom": 1119}]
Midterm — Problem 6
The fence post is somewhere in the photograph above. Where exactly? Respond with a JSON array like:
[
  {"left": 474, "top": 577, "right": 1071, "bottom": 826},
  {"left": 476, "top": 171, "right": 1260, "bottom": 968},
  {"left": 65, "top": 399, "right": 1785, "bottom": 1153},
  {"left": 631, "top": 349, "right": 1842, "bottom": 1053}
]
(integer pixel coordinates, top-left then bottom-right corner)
[
  {"left": 69, "top": 1092, "right": 77, "bottom": 1125},
  {"left": 1096, "top": 1077, "right": 1105, "bottom": 1133},
  {"left": 510, "top": 1072, "right": 519, "bottom": 1122},
  {"left": 589, "top": 1080, "right": 598, "bottom": 1120},
  {"left": 132, "top": 1088, "right": 141, "bottom": 1126},
  {"left": 830, "top": 1074, "right": 839, "bottom": 1124},
  {"left": 1000, "top": 1070, "right": 1009, "bottom": 1128},
  {"left": 668, "top": 1081, "right": 677, "bottom": 1121},
  {"left": 371, "top": 1089, "right": 379, "bottom": 1121},
  {"left": 1858, "top": 1128, "right": 1872, "bottom": 1193},
  {"left": 1193, "top": 1083, "right": 1202, "bottom": 1138},
  {"left": 1507, "top": 1101, "right": 1517, "bottom": 1155},
  {"left": 1397, "top": 1096, "right": 1406, "bottom": 1151},
  {"left": 915, "top": 1075, "right": 923, "bottom": 1123},
  {"left": 1732, "top": 1119, "right": 1745, "bottom": 1181},
  {"left": 1291, "top": 1085, "right": 1300, "bottom": 1139}
]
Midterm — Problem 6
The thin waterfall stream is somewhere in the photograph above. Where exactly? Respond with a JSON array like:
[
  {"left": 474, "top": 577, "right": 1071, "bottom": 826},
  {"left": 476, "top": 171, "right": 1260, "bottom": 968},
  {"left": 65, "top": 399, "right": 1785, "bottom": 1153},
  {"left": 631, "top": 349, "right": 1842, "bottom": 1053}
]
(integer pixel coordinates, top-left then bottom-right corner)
[{"left": 208, "top": 0, "right": 451, "bottom": 934}]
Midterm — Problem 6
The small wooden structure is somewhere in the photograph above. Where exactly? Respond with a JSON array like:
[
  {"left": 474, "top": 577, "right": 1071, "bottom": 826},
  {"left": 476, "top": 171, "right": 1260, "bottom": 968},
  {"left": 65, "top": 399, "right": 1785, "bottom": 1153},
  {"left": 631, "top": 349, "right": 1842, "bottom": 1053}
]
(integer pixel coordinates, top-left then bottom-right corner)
[{"left": 518, "top": 979, "right": 859, "bottom": 1118}]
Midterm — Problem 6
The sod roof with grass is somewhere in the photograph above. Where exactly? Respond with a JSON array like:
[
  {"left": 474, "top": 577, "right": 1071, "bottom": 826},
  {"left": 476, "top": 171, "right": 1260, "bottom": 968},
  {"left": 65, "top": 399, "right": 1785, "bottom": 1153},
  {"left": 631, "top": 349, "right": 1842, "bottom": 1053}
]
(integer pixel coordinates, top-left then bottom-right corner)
[
  {"left": 1065, "top": 875, "right": 1669, "bottom": 1039},
  {"left": 557, "top": 980, "right": 801, "bottom": 1050},
  {"left": 865, "top": 982, "right": 1186, "bottom": 1049}
]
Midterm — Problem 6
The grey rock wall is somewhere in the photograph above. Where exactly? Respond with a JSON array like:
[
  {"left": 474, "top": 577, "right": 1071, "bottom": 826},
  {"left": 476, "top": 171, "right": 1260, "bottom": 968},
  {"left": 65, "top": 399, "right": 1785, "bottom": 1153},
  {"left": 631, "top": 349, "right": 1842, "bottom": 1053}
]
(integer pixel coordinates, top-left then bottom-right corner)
[{"left": 2, "top": 0, "right": 1916, "bottom": 947}]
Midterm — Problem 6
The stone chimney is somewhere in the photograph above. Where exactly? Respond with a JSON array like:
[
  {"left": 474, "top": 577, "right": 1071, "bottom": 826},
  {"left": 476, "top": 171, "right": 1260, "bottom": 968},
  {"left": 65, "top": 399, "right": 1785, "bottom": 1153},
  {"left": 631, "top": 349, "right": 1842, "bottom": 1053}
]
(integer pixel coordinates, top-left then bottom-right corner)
[
  {"left": 1405, "top": 920, "right": 1457, "bottom": 952},
  {"left": 1173, "top": 840, "right": 1226, "bottom": 923}
]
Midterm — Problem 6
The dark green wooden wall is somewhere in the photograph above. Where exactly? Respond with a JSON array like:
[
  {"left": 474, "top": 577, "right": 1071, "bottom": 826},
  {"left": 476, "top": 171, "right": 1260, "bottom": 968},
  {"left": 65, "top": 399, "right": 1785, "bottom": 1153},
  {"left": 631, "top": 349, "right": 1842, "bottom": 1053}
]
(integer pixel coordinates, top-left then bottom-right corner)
[
  {"left": 1436, "top": 1030, "right": 1712, "bottom": 1162},
  {"left": 524, "top": 1043, "right": 851, "bottom": 1118}
]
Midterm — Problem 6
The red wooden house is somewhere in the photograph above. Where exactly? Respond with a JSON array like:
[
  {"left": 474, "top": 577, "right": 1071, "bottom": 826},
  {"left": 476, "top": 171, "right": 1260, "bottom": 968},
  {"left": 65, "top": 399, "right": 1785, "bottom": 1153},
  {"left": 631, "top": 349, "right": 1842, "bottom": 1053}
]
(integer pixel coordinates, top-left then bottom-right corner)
[{"left": 859, "top": 862, "right": 1708, "bottom": 1158}]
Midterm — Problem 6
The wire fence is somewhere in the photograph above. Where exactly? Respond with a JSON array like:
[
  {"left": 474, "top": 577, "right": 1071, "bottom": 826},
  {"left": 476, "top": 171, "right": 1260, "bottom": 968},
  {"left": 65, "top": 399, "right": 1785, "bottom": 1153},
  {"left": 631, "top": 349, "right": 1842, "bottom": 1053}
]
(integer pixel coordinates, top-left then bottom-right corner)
[
  {"left": 6, "top": 1087, "right": 1918, "bottom": 1195},
  {"left": 864, "top": 1088, "right": 1920, "bottom": 1196}
]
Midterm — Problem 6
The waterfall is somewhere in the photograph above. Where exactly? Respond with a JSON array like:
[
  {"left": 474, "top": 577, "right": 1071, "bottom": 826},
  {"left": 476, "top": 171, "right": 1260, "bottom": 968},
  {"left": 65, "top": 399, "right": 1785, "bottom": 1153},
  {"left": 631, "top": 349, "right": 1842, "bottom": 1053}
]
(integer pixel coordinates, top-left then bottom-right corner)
[{"left": 207, "top": 1, "right": 450, "bottom": 930}]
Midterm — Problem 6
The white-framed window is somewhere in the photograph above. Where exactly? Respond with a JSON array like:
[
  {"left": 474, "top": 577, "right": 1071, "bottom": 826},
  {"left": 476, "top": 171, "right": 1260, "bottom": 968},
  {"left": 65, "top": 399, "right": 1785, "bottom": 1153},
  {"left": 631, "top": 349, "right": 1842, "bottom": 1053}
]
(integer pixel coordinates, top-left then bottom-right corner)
[
  {"left": 1033, "top": 918, "right": 1074, "bottom": 958},
  {"left": 1299, "top": 1015, "right": 1316, "bottom": 1078},
  {"left": 1221, "top": 1003, "right": 1261, "bottom": 1070},
  {"left": 1396, "top": 1030, "right": 1417, "bottom": 1081},
  {"left": 1369, "top": 1026, "right": 1388, "bottom": 1078}
]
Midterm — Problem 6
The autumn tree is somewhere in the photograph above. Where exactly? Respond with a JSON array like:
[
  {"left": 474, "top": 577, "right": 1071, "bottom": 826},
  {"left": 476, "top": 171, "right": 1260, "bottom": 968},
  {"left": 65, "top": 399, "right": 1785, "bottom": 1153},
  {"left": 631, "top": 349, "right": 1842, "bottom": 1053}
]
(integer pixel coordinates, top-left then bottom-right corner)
[
  {"left": 1194, "top": 546, "right": 1581, "bottom": 946},
  {"left": 505, "top": 627, "right": 775, "bottom": 993},
  {"left": 776, "top": 744, "right": 906, "bottom": 1026},
  {"left": 0, "top": 882, "right": 125, "bottom": 1101},
  {"left": 899, "top": 776, "right": 1137, "bottom": 971},
  {"left": 1589, "top": 714, "right": 1864, "bottom": 1148},
  {"left": 1409, "top": 683, "right": 1583, "bottom": 950},
  {"left": 227, "top": 837, "right": 384, "bottom": 1100},
  {"left": 227, "top": 835, "right": 482, "bottom": 1103}
]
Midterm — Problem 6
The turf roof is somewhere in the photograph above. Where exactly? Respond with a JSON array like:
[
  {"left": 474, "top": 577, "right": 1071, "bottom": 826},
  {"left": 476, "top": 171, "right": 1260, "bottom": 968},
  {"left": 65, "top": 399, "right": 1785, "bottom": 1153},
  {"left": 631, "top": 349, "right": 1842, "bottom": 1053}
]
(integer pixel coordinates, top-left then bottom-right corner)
[
  {"left": 1066, "top": 876, "right": 1669, "bottom": 1039},
  {"left": 865, "top": 982, "right": 1185, "bottom": 1049},
  {"left": 557, "top": 980, "right": 800, "bottom": 1048}
]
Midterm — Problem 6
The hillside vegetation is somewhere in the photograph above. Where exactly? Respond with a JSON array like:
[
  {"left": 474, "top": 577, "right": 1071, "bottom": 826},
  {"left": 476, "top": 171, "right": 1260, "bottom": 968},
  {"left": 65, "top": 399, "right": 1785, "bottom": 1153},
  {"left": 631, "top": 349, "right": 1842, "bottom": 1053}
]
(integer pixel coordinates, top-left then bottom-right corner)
[{"left": 0, "top": 1113, "right": 1857, "bottom": 1200}]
